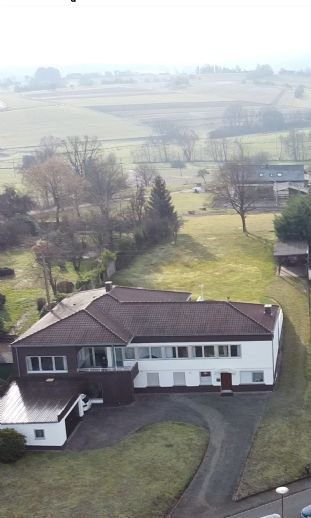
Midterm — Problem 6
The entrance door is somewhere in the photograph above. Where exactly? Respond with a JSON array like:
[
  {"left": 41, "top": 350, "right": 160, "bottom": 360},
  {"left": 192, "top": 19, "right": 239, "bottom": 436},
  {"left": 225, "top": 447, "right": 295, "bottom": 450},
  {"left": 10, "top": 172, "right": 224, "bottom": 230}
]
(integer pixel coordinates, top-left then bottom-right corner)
[{"left": 220, "top": 372, "right": 232, "bottom": 392}]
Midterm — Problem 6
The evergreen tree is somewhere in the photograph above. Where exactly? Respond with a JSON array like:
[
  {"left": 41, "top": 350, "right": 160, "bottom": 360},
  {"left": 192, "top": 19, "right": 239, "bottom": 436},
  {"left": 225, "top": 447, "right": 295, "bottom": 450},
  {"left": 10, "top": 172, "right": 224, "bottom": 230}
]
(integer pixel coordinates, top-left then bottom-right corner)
[
  {"left": 146, "top": 176, "right": 177, "bottom": 220},
  {"left": 144, "top": 176, "right": 181, "bottom": 244}
]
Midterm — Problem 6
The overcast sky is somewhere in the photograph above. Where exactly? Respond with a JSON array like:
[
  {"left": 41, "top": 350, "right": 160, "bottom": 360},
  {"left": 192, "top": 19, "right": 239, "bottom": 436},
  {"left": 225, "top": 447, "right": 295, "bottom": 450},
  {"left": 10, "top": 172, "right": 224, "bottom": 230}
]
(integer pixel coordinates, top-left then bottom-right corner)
[{"left": 1, "top": 0, "right": 311, "bottom": 71}]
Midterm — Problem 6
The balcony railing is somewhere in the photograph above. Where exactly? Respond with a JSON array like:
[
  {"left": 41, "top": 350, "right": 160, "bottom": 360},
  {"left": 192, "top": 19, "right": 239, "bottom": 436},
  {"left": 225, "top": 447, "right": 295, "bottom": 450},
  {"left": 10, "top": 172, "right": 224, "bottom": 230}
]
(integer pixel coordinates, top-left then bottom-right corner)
[{"left": 77, "top": 366, "right": 134, "bottom": 372}]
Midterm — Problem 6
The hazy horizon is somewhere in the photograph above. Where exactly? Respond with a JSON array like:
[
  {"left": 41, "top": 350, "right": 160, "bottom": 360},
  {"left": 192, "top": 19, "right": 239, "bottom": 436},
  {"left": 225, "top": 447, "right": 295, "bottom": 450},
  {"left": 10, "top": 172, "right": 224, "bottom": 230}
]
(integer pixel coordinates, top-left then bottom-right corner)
[{"left": 1, "top": 0, "right": 311, "bottom": 74}]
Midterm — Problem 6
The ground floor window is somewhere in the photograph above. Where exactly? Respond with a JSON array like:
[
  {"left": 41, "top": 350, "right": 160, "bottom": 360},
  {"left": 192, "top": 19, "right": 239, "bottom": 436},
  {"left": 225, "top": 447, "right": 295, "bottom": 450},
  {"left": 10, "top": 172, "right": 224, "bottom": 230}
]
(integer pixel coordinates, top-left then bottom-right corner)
[
  {"left": 240, "top": 371, "right": 264, "bottom": 384},
  {"left": 146, "top": 372, "right": 160, "bottom": 386},
  {"left": 34, "top": 429, "right": 45, "bottom": 439},
  {"left": 26, "top": 356, "right": 67, "bottom": 373},
  {"left": 173, "top": 372, "right": 186, "bottom": 386},
  {"left": 200, "top": 371, "right": 212, "bottom": 385}
]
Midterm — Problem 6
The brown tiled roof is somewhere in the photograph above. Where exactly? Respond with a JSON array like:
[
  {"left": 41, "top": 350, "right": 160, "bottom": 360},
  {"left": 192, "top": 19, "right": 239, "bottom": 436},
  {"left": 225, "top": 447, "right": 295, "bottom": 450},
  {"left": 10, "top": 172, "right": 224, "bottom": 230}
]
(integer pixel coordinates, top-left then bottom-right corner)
[
  {"left": 109, "top": 286, "right": 191, "bottom": 302},
  {"left": 13, "top": 286, "right": 279, "bottom": 347},
  {"left": 0, "top": 380, "right": 79, "bottom": 424}
]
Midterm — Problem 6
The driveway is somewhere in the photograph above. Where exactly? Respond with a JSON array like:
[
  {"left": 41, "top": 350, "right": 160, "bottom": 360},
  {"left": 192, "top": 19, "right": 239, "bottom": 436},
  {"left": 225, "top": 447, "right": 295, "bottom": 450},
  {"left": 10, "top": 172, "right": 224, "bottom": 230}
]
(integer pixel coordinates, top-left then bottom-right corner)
[{"left": 67, "top": 393, "right": 268, "bottom": 517}]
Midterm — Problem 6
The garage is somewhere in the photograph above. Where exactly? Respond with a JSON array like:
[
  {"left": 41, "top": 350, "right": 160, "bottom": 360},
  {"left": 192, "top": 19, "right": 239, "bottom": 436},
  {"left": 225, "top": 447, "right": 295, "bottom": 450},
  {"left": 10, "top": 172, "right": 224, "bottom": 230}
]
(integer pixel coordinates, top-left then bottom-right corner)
[
  {"left": 0, "top": 379, "right": 83, "bottom": 447},
  {"left": 65, "top": 403, "right": 81, "bottom": 438}
]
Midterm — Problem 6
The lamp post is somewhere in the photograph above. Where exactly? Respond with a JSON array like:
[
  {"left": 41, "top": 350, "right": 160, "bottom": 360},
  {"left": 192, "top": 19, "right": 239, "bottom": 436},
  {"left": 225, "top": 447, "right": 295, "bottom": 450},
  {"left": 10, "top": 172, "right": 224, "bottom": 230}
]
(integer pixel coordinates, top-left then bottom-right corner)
[{"left": 275, "top": 486, "right": 289, "bottom": 518}]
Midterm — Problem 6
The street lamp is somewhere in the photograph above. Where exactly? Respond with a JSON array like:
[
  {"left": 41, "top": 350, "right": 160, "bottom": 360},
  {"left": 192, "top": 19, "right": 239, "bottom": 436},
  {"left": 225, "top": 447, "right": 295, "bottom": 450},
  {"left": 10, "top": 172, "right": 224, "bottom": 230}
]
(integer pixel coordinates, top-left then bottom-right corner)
[{"left": 275, "top": 486, "right": 289, "bottom": 518}]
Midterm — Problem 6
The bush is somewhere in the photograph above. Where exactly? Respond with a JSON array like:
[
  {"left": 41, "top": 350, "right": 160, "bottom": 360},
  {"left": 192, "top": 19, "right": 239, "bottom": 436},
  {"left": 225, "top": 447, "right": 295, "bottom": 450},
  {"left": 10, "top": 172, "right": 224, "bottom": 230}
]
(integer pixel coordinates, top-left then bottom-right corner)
[
  {"left": 56, "top": 280, "right": 74, "bottom": 294},
  {"left": 0, "top": 267, "right": 14, "bottom": 277},
  {"left": 0, "top": 293, "right": 6, "bottom": 309},
  {"left": 36, "top": 297, "right": 46, "bottom": 312},
  {"left": 0, "top": 428, "right": 26, "bottom": 463}
]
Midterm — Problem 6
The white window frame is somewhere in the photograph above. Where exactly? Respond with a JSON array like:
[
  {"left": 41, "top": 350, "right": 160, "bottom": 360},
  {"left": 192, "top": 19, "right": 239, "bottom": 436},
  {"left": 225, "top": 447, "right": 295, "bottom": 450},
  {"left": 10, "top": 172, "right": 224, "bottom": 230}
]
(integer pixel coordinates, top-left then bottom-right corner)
[
  {"left": 26, "top": 356, "right": 68, "bottom": 373},
  {"left": 34, "top": 429, "right": 45, "bottom": 440},
  {"left": 193, "top": 344, "right": 241, "bottom": 358},
  {"left": 240, "top": 370, "right": 264, "bottom": 384}
]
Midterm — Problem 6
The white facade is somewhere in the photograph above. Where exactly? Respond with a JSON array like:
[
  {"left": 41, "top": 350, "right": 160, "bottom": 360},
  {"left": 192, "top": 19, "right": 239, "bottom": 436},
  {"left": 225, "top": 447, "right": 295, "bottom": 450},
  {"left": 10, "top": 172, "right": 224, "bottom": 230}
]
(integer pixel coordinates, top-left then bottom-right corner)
[
  {"left": 122, "top": 309, "right": 283, "bottom": 389},
  {"left": 0, "top": 397, "right": 84, "bottom": 447}
]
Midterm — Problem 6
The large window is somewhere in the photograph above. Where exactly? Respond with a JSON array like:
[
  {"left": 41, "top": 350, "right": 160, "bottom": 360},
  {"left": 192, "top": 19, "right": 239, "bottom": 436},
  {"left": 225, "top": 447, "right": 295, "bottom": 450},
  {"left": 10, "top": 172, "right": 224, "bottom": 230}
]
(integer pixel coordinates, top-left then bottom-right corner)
[
  {"left": 165, "top": 346, "right": 189, "bottom": 359},
  {"left": 26, "top": 356, "right": 67, "bottom": 373},
  {"left": 193, "top": 345, "right": 241, "bottom": 358},
  {"left": 240, "top": 371, "right": 264, "bottom": 384}
]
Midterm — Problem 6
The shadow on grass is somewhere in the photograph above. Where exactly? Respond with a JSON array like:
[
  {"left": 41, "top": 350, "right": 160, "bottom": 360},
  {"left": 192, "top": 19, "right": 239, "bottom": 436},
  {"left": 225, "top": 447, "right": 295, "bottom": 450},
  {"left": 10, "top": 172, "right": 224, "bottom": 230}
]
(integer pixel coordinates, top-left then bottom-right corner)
[
  {"left": 247, "top": 232, "right": 274, "bottom": 248},
  {"left": 176, "top": 234, "right": 216, "bottom": 261}
]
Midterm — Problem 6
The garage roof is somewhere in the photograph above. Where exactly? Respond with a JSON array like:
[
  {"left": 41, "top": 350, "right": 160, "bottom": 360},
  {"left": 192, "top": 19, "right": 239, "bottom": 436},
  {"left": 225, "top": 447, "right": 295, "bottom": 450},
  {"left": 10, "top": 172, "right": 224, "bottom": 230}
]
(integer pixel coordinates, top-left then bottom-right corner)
[
  {"left": 273, "top": 240, "right": 309, "bottom": 257},
  {"left": 0, "top": 380, "right": 79, "bottom": 424}
]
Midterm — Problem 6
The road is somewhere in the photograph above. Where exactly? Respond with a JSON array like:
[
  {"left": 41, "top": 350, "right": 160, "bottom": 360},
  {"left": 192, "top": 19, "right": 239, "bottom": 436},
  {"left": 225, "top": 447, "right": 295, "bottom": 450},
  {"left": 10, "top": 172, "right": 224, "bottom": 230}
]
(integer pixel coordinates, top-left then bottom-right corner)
[{"left": 228, "top": 486, "right": 311, "bottom": 518}]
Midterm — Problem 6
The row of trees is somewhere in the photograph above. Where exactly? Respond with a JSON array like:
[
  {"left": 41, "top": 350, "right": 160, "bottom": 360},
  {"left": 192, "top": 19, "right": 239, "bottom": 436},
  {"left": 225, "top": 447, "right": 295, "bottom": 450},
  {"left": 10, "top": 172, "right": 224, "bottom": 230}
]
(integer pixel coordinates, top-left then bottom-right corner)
[{"left": 17, "top": 135, "right": 182, "bottom": 301}]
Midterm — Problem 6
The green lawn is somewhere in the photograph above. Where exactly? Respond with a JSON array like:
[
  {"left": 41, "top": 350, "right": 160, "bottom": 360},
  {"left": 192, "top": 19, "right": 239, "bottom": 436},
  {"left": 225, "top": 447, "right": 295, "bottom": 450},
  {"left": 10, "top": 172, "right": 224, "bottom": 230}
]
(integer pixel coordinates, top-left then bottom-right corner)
[
  {"left": 0, "top": 422, "right": 208, "bottom": 518},
  {"left": 114, "top": 213, "right": 276, "bottom": 302}
]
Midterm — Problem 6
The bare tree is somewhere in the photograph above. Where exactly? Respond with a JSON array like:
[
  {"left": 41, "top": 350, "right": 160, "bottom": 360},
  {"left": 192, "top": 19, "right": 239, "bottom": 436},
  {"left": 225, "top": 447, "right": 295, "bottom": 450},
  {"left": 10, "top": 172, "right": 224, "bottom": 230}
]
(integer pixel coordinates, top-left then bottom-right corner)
[
  {"left": 197, "top": 168, "right": 210, "bottom": 185},
  {"left": 211, "top": 157, "right": 257, "bottom": 233},
  {"left": 208, "top": 137, "right": 229, "bottom": 162},
  {"left": 23, "top": 156, "right": 73, "bottom": 226},
  {"left": 150, "top": 120, "right": 177, "bottom": 162},
  {"left": 135, "top": 164, "right": 156, "bottom": 187},
  {"left": 128, "top": 184, "right": 146, "bottom": 224},
  {"left": 280, "top": 130, "right": 305, "bottom": 161},
  {"left": 63, "top": 135, "right": 101, "bottom": 177},
  {"left": 223, "top": 103, "right": 246, "bottom": 127},
  {"left": 175, "top": 128, "right": 198, "bottom": 161},
  {"left": 85, "top": 154, "right": 128, "bottom": 246}
]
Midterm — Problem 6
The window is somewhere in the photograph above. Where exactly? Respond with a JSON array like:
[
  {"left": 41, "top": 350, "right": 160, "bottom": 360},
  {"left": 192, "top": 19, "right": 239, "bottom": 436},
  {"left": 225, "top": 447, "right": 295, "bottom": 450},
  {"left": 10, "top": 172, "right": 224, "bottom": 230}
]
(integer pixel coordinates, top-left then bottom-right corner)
[
  {"left": 137, "top": 347, "right": 150, "bottom": 359},
  {"left": 218, "top": 345, "right": 229, "bottom": 357},
  {"left": 147, "top": 372, "right": 160, "bottom": 386},
  {"left": 173, "top": 372, "right": 186, "bottom": 386},
  {"left": 26, "top": 356, "right": 67, "bottom": 373},
  {"left": 177, "top": 347, "right": 188, "bottom": 358},
  {"left": 151, "top": 347, "right": 162, "bottom": 359},
  {"left": 41, "top": 357, "right": 53, "bottom": 371},
  {"left": 204, "top": 346, "right": 215, "bottom": 357},
  {"left": 34, "top": 429, "right": 45, "bottom": 440},
  {"left": 200, "top": 371, "right": 212, "bottom": 385},
  {"left": 240, "top": 371, "right": 264, "bottom": 384},
  {"left": 165, "top": 346, "right": 188, "bottom": 359},
  {"left": 252, "top": 371, "right": 264, "bottom": 383},
  {"left": 230, "top": 345, "right": 241, "bottom": 357},
  {"left": 193, "top": 345, "right": 240, "bottom": 358},
  {"left": 124, "top": 347, "right": 135, "bottom": 360}
]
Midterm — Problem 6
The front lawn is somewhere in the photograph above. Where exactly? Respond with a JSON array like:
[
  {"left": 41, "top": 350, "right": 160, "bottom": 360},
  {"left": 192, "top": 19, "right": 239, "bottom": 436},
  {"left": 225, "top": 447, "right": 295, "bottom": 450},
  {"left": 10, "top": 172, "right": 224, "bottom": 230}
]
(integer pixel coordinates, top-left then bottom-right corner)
[{"left": 0, "top": 422, "right": 207, "bottom": 518}]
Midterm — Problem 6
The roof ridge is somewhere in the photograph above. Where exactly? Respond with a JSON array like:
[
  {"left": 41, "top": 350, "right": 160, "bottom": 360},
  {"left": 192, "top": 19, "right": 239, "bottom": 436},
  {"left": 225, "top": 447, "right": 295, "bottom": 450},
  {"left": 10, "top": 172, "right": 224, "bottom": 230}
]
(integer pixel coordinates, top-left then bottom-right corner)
[
  {"left": 84, "top": 309, "right": 129, "bottom": 343},
  {"left": 228, "top": 301, "right": 273, "bottom": 333},
  {"left": 114, "top": 285, "right": 191, "bottom": 294}
]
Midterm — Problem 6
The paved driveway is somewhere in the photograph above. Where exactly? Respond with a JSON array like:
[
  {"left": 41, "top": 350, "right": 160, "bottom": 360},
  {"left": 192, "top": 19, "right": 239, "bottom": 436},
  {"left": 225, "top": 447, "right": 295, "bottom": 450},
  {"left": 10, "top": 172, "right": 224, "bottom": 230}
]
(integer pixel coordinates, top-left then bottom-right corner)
[{"left": 67, "top": 393, "right": 268, "bottom": 518}]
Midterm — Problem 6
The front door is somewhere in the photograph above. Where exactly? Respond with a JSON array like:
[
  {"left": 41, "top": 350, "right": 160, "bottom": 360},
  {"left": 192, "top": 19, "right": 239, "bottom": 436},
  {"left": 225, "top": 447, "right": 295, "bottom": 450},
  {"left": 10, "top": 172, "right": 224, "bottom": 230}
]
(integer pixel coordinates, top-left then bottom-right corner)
[{"left": 220, "top": 372, "right": 232, "bottom": 392}]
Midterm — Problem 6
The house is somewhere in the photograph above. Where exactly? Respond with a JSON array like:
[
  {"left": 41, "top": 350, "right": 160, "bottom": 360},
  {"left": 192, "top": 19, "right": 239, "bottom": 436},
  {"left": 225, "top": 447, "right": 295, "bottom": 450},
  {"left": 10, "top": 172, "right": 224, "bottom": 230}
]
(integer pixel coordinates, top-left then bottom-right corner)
[
  {"left": 1, "top": 283, "right": 283, "bottom": 446},
  {"left": 246, "top": 164, "right": 307, "bottom": 205}
]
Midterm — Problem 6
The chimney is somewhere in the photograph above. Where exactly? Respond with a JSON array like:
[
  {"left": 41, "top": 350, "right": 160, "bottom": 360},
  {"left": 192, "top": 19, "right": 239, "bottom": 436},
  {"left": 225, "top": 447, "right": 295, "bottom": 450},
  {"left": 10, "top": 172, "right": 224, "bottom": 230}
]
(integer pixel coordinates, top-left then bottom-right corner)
[
  {"left": 264, "top": 304, "right": 272, "bottom": 315},
  {"left": 105, "top": 281, "right": 113, "bottom": 293}
]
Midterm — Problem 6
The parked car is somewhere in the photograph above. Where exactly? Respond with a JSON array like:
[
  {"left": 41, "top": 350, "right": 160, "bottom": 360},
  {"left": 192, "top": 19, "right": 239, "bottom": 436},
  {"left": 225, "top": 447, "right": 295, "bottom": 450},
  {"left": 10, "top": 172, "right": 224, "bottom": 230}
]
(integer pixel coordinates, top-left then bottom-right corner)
[
  {"left": 260, "top": 514, "right": 280, "bottom": 518},
  {"left": 80, "top": 394, "right": 92, "bottom": 412},
  {"left": 301, "top": 505, "right": 311, "bottom": 517}
]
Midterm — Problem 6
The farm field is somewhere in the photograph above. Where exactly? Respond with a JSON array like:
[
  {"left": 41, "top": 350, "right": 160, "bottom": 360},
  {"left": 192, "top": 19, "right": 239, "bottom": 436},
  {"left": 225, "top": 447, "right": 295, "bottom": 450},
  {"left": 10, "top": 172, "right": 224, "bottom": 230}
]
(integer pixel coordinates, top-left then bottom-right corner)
[
  {"left": 0, "top": 422, "right": 208, "bottom": 518},
  {"left": 113, "top": 212, "right": 311, "bottom": 496},
  {"left": 1, "top": 72, "right": 311, "bottom": 189}
]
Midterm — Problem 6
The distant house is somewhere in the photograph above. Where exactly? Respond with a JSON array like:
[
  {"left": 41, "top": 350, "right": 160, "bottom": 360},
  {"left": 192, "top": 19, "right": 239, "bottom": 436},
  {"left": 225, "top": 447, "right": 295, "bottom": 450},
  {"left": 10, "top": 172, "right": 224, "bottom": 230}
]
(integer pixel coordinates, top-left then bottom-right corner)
[
  {"left": 246, "top": 164, "right": 307, "bottom": 204},
  {"left": 1, "top": 284, "right": 283, "bottom": 446}
]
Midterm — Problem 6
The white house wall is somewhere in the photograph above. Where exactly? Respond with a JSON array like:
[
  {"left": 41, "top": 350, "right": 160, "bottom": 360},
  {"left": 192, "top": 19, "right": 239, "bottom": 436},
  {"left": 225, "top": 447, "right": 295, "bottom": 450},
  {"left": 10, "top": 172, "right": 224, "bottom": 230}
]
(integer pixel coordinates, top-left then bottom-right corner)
[{"left": 123, "top": 339, "right": 277, "bottom": 388}]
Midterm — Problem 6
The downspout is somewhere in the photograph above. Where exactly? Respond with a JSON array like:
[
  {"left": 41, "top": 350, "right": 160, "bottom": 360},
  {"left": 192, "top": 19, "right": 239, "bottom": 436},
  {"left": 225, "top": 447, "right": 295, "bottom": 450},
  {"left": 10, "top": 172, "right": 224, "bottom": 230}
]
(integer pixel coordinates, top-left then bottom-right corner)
[{"left": 13, "top": 346, "right": 21, "bottom": 377}]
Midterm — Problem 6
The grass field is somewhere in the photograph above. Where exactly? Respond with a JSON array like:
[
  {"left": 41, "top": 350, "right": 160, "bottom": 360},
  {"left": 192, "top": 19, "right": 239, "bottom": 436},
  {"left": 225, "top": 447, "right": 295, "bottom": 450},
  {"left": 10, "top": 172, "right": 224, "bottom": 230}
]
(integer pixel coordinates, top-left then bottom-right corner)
[
  {"left": 0, "top": 421, "right": 208, "bottom": 518},
  {"left": 113, "top": 212, "right": 311, "bottom": 495}
]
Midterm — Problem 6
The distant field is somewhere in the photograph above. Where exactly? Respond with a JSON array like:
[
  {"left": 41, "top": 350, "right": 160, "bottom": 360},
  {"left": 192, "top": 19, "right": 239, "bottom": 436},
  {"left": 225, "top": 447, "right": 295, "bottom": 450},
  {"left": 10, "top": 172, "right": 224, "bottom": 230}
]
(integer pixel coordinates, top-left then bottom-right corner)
[{"left": 0, "top": 73, "right": 310, "bottom": 189}]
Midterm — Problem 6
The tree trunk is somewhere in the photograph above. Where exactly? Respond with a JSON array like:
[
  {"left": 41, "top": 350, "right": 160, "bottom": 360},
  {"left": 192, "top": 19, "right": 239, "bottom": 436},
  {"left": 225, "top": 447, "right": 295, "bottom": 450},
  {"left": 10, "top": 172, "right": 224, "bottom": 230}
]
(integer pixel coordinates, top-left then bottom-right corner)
[{"left": 240, "top": 213, "right": 247, "bottom": 233}]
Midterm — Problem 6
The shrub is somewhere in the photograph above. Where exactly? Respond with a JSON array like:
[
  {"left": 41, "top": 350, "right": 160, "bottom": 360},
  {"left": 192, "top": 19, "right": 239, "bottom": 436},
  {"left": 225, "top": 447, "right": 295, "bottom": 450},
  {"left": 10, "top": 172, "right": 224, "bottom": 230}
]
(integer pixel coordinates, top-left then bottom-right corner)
[
  {"left": 36, "top": 297, "right": 46, "bottom": 312},
  {"left": 0, "top": 293, "right": 6, "bottom": 309},
  {"left": 0, "top": 428, "right": 26, "bottom": 463},
  {"left": 56, "top": 280, "right": 74, "bottom": 293},
  {"left": 0, "top": 267, "right": 14, "bottom": 277}
]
